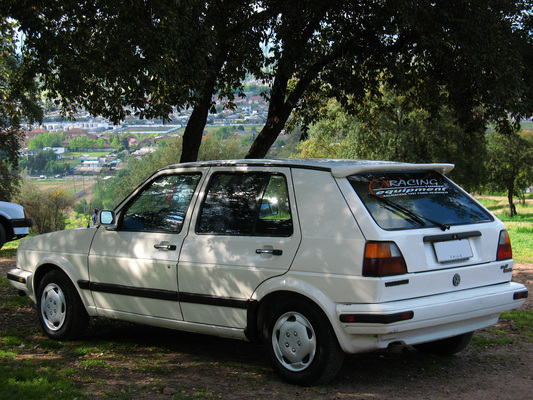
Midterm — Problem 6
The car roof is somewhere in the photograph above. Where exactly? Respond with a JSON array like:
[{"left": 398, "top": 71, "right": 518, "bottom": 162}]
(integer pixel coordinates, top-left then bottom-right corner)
[{"left": 160, "top": 159, "right": 455, "bottom": 178}]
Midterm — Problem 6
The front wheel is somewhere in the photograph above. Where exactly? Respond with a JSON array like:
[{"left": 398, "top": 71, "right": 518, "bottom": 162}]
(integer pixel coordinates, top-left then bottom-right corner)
[
  {"left": 414, "top": 331, "right": 474, "bottom": 356},
  {"left": 263, "top": 298, "right": 344, "bottom": 386},
  {"left": 37, "top": 270, "right": 89, "bottom": 340}
]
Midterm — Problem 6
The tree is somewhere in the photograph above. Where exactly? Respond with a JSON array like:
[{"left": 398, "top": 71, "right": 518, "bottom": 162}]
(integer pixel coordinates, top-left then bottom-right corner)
[
  {"left": 3, "top": 1, "right": 533, "bottom": 163},
  {"left": 294, "top": 92, "right": 487, "bottom": 192},
  {"left": 485, "top": 129, "right": 533, "bottom": 216},
  {"left": 4, "top": 0, "right": 268, "bottom": 163},
  {"left": 0, "top": 18, "right": 42, "bottom": 200},
  {"left": 246, "top": 0, "right": 533, "bottom": 158},
  {"left": 16, "top": 180, "right": 74, "bottom": 233},
  {"left": 28, "top": 131, "right": 65, "bottom": 149}
]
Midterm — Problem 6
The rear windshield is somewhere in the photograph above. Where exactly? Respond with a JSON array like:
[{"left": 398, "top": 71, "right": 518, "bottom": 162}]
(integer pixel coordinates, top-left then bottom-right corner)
[{"left": 348, "top": 171, "right": 493, "bottom": 230}]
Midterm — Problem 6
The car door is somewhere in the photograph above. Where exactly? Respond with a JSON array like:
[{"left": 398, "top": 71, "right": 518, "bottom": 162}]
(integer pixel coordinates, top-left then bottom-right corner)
[
  {"left": 88, "top": 170, "right": 204, "bottom": 320},
  {"left": 178, "top": 167, "right": 301, "bottom": 328}
]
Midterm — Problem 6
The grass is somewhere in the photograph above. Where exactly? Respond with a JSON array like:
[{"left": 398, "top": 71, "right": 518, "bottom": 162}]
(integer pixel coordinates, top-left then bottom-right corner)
[
  {"left": 500, "top": 309, "right": 533, "bottom": 339},
  {"left": 0, "top": 193, "right": 530, "bottom": 398},
  {"left": 0, "top": 234, "right": 37, "bottom": 258},
  {"left": 0, "top": 362, "right": 85, "bottom": 400},
  {"left": 0, "top": 279, "right": 86, "bottom": 399},
  {"left": 471, "top": 308, "right": 533, "bottom": 348},
  {"left": 476, "top": 196, "right": 533, "bottom": 263},
  {"left": 31, "top": 176, "right": 96, "bottom": 196}
]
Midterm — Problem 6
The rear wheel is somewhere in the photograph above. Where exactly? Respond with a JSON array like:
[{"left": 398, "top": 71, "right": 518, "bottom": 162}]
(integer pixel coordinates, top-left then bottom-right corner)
[
  {"left": 37, "top": 270, "right": 89, "bottom": 340},
  {"left": 414, "top": 332, "right": 474, "bottom": 356},
  {"left": 263, "top": 297, "right": 344, "bottom": 386}
]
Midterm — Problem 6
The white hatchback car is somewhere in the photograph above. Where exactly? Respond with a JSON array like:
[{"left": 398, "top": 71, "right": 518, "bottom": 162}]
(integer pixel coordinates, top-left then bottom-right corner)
[{"left": 8, "top": 159, "right": 528, "bottom": 385}]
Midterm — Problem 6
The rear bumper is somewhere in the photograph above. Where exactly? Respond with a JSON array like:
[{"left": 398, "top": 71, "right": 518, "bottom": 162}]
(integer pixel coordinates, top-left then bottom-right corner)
[{"left": 335, "top": 281, "right": 527, "bottom": 353}]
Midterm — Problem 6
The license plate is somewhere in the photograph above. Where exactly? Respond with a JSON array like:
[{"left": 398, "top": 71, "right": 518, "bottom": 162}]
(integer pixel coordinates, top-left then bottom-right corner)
[{"left": 433, "top": 239, "right": 473, "bottom": 263}]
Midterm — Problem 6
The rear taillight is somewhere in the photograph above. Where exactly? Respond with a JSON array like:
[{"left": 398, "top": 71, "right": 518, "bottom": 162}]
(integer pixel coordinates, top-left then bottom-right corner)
[
  {"left": 496, "top": 230, "right": 512, "bottom": 261},
  {"left": 363, "top": 242, "right": 407, "bottom": 277}
]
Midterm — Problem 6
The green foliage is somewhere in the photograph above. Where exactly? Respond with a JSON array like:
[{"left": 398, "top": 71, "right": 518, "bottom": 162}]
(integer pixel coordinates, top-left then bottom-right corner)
[
  {"left": 18, "top": 148, "right": 62, "bottom": 175},
  {"left": 477, "top": 196, "right": 533, "bottom": 263},
  {"left": 248, "top": 0, "right": 533, "bottom": 158},
  {"left": 198, "top": 132, "right": 245, "bottom": 161},
  {"left": 88, "top": 134, "right": 247, "bottom": 210},
  {"left": 0, "top": 19, "right": 42, "bottom": 201},
  {"left": 3, "top": 0, "right": 532, "bottom": 163},
  {"left": 214, "top": 126, "right": 235, "bottom": 140},
  {"left": 293, "top": 95, "right": 486, "bottom": 191},
  {"left": 15, "top": 179, "right": 75, "bottom": 234},
  {"left": 68, "top": 136, "right": 98, "bottom": 151},
  {"left": 27, "top": 132, "right": 66, "bottom": 149},
  {"left": 485, "top": 130, "right": 533, "bottom": 216},
  {"left": 65, "top": 211, "right": 91, "bottom": 229}
]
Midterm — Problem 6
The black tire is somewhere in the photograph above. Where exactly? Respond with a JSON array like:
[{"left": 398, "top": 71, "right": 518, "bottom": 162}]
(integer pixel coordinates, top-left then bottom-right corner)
[
  {"left": 37, "top": 270, "right": 89, "bottom": 340},
  {"left": 414, "top": 331, "right": 474, "bottom": 356},
  {"left": 263, "top": 297, "right": 345, "bottom": 386},
  {"left": 0, "top": 223, "right": 5, "bottom": 250}
]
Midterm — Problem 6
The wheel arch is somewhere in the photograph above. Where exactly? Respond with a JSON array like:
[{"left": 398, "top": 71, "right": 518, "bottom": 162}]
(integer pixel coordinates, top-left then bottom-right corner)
[
  {"left": 32, "top": 259, "right": 95, "bottom": 315},
  {"left": 33, "top": 263, "right": 63, "bottom": 294},
  {"left": 246, "top": 280, "right": 340, "bottom": 344},
  {"left": 258, "top": 291, "right": 325, "bottom": 339}
]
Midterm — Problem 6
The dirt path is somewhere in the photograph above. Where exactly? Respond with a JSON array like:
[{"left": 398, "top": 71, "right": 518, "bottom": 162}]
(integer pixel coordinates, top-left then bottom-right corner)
[{"left": 1, "top": 257, "right": 531, "bottom": 399}]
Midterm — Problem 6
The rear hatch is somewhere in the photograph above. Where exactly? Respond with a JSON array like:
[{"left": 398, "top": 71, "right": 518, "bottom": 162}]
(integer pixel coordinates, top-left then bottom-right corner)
[{"left": 339, "top": 168, "right": 513, "bottom": 300}]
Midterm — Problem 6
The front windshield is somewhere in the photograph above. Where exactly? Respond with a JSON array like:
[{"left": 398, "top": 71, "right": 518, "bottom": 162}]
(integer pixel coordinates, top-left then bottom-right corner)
[{"left": 348, "top": 171, "right": 493, "bottom": 230}]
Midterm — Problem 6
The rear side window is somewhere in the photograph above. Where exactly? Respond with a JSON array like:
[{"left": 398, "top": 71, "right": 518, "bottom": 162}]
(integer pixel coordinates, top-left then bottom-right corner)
[
  {"left": 348, "top": 171, "right": 492, "bottom": 230},
  {"left": 197, "top": 172, "right": 293, "bottom": 236}
]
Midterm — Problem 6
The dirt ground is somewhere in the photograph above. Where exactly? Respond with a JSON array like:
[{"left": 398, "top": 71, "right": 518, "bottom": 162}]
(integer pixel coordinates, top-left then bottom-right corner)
[{"left": 1, "top": 256, "right": 531, "bottom": 399}]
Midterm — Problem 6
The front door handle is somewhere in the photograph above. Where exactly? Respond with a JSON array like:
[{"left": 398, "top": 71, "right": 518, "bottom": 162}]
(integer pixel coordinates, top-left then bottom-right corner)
[
  {"left": 255, "top": 248, "right": 283, "bottom": 256},
  {"left": 154, "top": 243, "right": 177, "bottom": 251}
]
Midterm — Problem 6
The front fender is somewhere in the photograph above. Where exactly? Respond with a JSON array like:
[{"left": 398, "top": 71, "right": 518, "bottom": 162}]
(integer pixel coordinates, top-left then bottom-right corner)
[
  {"left": 16, "top": 227, "right": 98, "bottom": 312},
  {"left": 32, "top": 253, "right": 95, "bottom": 313}
]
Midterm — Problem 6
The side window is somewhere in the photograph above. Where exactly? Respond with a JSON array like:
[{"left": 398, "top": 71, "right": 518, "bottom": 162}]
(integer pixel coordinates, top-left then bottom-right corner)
[
  {"left": 122, "top": 173, "right": 201, "bottom": 233},
  {"left": 197, "top": 173, "right": 293, "bottom": 236}
]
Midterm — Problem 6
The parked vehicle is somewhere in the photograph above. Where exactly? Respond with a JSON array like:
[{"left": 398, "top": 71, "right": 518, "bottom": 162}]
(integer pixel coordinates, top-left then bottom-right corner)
[
  {"left": 8, "top": 159, "right": 528, "bottom": 385},
  {"left": 0, "top": 201, "right": 33, "bottom": 250}
]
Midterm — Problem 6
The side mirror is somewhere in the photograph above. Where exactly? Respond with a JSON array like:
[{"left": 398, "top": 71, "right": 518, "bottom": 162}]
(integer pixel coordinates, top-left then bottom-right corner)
[
  {"left": 100, "top": 210, "right": 117, "bottom": 230},
  {"left": 259, "top": 200, "right": 279, "bottom": 218}
]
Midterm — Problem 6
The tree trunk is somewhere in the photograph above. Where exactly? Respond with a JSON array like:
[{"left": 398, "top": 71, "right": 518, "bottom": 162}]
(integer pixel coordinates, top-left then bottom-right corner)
[
  {"left": 179, "top": 43, "right": 230, "bottom": 163},
  {"left": 179, "top": 71, "right": 220, "bottom": 163},
  {"left": 244, "top": 34, "right": 346, "bottom": 159},
  {"left": 245, "top": 96, "right": 293, "bottom": 159},
  {"left": 179, "top": 96, "right": 211, "bottom": 163},
  {"left": 508, "top": 191, "right": 517, "bottom": 217}
]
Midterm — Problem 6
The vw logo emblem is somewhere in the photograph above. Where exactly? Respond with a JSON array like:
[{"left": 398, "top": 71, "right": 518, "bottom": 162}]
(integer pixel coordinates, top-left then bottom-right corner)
[{"left": 452, "top": 273, "right": 461, "bottom": 286}]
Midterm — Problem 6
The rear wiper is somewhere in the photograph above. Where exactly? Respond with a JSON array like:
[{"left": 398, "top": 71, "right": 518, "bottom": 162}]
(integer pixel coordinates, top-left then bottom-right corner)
[{"left": 369, "top": 193, "right": 450, "bottom": 231}]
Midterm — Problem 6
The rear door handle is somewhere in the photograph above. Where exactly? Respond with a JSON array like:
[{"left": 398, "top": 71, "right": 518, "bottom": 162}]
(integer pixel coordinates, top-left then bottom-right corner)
[
  {"left": 255, "top": 248, "right": 283, "bottom": 256},
  {"left": 154, "top": 243, "right": 177, "bottom": 251}
]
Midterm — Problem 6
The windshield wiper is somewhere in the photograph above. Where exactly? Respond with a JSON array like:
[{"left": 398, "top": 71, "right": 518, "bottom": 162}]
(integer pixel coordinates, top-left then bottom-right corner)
[{"left": 369, "top": 193, "right": 450, "bottom": 231}]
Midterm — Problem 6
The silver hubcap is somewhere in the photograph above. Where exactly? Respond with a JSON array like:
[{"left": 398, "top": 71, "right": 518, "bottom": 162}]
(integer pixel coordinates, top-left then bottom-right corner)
[
  {"left": 272, "top": 311, "right": 316, "bottom": 372},
  {"left": 40, "top": 283, "right": 66, "bottom": 331}
]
